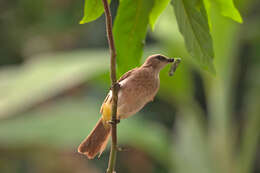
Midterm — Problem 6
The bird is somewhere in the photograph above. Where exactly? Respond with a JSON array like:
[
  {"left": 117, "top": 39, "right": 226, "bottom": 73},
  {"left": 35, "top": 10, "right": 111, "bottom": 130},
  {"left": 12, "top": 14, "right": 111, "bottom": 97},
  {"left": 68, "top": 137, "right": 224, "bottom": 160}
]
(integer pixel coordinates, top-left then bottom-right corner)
[{"left": 78, "top": 54, "right": 174, "bottom": 159}]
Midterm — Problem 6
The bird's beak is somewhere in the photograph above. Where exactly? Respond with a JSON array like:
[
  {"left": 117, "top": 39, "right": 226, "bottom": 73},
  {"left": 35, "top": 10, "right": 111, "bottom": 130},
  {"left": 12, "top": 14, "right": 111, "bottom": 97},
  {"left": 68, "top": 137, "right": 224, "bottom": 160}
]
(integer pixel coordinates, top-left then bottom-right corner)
[{"left": 167, "top": 58, "right": 174, "bottom": 63}]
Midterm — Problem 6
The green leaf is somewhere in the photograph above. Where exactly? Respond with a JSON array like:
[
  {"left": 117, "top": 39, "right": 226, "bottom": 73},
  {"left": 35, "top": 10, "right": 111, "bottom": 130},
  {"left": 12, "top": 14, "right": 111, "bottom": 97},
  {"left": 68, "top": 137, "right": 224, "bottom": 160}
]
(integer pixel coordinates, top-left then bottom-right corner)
[
  {"left": 113, "top": 0, "right": 154, "bottom": 75},
  {"left": 213, "top": 0, "right": 243, "bottom": 23},
  {"left": 149, "top": 0, "right": 171, "bottom": 30},
  {"left": 80, "top": 0, "right": 111, "bottom": 24},
  {"left": 172, "top": 0, "right": 215, "bottom": 72}
]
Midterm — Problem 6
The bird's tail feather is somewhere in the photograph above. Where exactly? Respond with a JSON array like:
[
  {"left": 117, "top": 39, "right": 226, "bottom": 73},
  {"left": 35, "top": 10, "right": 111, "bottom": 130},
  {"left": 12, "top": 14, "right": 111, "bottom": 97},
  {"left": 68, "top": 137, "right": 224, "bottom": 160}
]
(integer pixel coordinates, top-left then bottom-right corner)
[{"left": 78, "top": 118, "right": 111, "bottom": 159}]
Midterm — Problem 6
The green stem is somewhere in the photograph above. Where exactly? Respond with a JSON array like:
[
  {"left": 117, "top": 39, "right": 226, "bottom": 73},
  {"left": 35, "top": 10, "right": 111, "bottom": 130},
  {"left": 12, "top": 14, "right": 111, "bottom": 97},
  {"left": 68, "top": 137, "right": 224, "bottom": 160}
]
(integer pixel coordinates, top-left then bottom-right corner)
[{"left": 101, "top": 0, "right": 118, "bottom": 172}]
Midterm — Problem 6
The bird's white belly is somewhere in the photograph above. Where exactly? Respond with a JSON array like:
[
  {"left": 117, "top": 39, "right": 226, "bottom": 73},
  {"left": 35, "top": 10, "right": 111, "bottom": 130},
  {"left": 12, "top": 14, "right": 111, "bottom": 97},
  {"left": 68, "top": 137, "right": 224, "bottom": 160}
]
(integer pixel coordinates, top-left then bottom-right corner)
[{"left": 117, "top": 96, "right": 149, "bottom": 119}]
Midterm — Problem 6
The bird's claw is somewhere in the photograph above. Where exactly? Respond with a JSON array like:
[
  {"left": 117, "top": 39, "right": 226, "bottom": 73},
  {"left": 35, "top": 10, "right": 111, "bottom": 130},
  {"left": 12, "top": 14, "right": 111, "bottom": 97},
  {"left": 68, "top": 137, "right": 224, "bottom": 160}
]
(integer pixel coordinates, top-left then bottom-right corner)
[{"left": 108, "top": 119, "right": 120, "bottom": 125}]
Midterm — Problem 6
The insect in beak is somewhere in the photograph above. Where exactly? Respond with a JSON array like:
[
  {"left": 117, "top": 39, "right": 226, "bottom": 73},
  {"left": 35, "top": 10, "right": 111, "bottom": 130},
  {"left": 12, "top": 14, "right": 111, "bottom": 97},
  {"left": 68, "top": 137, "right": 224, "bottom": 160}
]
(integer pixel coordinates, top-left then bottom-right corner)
[{"left": 169, "top": 58, "right": 181, "bottom": 76}]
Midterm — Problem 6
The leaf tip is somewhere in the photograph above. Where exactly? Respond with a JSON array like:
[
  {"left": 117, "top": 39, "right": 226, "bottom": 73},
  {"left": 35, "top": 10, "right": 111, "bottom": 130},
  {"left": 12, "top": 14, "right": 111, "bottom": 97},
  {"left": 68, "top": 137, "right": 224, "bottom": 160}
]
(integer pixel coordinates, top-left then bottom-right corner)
[
  {"left": 79, "top": 18, "right": 87, "bottom": 24},
  {"left": 236, "top": 15, "right": 243, "bottom": 23},
  {"left": 224, "top": 11, "right": 243, "bottom": 24}
]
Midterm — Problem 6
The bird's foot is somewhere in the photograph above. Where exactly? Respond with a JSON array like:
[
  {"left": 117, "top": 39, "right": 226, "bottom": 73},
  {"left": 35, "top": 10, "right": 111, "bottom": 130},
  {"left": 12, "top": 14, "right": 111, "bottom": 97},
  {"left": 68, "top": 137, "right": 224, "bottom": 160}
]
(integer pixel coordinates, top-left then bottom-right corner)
[{"left": 108, "top": 119, "right": 120, "bottom": 125}]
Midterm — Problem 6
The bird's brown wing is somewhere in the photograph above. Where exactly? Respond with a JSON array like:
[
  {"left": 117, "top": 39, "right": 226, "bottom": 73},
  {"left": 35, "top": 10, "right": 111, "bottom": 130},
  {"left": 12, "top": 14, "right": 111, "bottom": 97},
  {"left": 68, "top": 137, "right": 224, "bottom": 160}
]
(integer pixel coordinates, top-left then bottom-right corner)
[
  {"left": 117, "top": 67, "right": 138, "bottom": 83},
  {"left": 100, "top": 68, "right": 138, "bottom": 114}
]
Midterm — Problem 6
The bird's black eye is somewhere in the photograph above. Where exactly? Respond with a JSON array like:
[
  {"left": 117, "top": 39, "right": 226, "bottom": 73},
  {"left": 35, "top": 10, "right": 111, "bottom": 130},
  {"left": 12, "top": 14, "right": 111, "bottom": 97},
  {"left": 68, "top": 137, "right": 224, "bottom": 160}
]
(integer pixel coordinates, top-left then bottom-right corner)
[{"left": 156, "top": 55, "right": 166, "bottom": 61}]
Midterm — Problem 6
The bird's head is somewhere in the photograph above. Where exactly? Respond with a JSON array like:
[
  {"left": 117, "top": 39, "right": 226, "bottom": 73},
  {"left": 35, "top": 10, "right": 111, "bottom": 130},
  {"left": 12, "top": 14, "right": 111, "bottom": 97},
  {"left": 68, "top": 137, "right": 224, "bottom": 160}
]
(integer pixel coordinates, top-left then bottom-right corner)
[{"left": 142, "top": 54, "right": 174, "bottom": 71}]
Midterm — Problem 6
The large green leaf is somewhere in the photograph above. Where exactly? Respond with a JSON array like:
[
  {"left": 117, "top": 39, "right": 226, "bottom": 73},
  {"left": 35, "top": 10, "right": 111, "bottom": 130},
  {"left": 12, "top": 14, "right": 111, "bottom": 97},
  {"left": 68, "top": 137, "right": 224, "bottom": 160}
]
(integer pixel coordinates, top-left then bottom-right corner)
[
  {"left": 80, "top": 0, "right": 111, "bottom": 24},
  {"left": 0, "top": 50, "right": 108, "bottom": 118},
  {"left": 113, "top": 0, "right": 154, "bottom": 75},
  {"left": 213, "top": 0, "right": 243, "bottom": 23},
  {"left": 149, "top": 0, "right": 171, "bottom": 30},
  {"left": 172, "top": 0, "right": 215, "bottom": 72}
]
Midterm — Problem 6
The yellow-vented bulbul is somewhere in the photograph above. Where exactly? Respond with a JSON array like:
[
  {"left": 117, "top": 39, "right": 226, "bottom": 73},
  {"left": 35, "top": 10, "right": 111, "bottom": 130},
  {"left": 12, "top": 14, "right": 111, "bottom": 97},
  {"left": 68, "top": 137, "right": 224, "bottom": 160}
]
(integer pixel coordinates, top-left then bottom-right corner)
[{"left": 78, "top": 54, "right": 174, "bottom": 159}]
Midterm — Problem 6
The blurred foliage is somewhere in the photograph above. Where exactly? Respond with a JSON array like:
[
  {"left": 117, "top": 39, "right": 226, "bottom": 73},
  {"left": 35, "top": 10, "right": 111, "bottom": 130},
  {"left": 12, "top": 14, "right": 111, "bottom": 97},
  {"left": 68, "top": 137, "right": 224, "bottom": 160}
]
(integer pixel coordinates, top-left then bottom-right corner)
[
  {"left": 0, "top": 97, "right": 172, "bottom": 168},
  {"left": 0, "top": 0, "right": 260, "bottom": 173},
  {"left": 0, "top": 50, "right": 109, "bottom": 118}
]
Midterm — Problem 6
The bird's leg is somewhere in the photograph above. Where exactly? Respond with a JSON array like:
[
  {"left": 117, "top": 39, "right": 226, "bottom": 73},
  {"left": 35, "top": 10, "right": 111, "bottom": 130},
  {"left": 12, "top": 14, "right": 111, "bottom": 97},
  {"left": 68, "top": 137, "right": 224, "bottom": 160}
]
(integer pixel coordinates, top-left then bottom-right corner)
[{"left": 108, "top": 82, "right": 121, "bottom": 125}]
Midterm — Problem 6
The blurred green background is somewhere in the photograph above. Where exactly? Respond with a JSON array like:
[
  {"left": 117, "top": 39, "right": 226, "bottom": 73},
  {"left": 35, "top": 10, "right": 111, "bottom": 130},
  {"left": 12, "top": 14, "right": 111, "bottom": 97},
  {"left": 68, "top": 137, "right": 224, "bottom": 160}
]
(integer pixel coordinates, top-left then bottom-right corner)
[{"left": 0, "top": 0, "right": 260, "bottom": 173}]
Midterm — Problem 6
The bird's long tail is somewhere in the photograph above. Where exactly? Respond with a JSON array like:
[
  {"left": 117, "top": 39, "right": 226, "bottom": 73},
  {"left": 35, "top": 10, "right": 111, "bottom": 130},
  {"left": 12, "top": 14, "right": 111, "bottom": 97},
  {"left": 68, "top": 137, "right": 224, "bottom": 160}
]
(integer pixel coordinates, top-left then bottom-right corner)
[{"left": 78, "top": 118, "right": 111, "bottom": 159}]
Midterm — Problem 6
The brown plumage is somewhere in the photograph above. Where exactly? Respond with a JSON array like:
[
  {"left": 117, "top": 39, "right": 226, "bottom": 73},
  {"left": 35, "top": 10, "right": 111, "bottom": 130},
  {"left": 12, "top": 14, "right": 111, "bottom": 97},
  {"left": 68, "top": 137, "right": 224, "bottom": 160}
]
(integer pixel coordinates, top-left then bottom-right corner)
[
  {"left": 78, "top": 118, "right": 111, "bottom": 159},
  {"left": 78, "top": 54, "right": 174, "bottom": 159}
]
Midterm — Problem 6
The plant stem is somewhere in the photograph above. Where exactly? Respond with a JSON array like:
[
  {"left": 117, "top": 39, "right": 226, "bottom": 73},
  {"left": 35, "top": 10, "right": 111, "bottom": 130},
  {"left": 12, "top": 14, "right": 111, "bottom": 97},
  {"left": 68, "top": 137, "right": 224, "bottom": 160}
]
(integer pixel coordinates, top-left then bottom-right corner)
[{"left": 101, "top": 0, "right": 118, "bottom": 173}]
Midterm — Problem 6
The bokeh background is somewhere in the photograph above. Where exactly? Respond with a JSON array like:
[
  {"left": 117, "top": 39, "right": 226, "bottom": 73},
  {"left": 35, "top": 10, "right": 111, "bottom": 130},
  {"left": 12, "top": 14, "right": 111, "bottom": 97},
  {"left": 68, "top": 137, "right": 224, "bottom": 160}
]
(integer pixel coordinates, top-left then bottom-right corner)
[{"left": 0, "top": 0, "right": 260, "bottom": 173}]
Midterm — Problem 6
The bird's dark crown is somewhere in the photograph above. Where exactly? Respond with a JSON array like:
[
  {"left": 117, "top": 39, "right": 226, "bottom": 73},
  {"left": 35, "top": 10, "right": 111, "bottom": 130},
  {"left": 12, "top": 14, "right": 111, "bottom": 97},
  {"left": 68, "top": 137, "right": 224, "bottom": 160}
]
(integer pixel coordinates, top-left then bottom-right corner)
[
  {"left": 151, "top": 54, "right": 174, "bottom": 63},
  {"left": 156, "top": 55, "right": 168, "bottom": 61}
]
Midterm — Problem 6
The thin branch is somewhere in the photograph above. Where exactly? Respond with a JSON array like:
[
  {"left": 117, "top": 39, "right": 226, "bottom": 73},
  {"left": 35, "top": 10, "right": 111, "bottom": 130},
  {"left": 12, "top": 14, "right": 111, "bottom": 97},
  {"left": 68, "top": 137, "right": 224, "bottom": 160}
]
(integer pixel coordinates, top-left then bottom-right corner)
[{"left": 101, "top": 0, "right": 119, "bottom": 173}]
